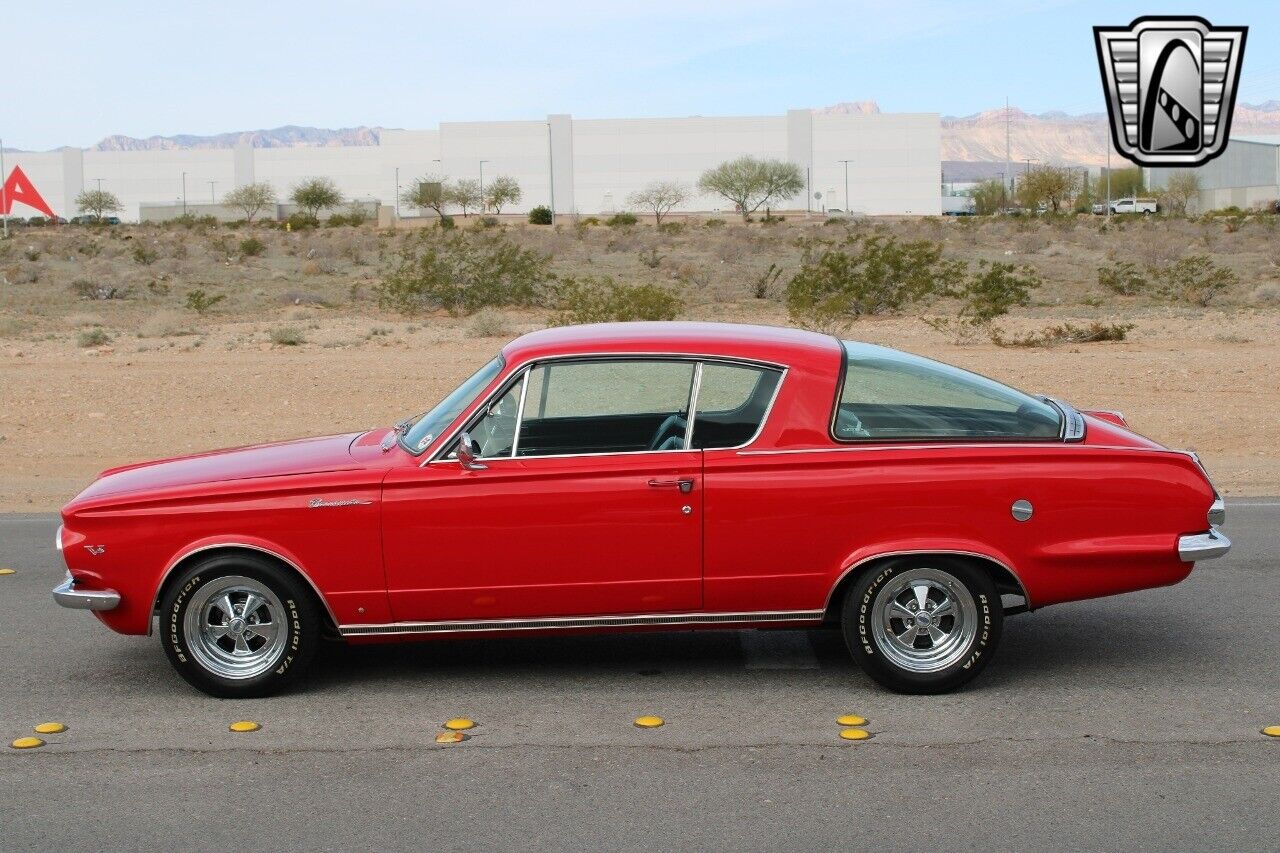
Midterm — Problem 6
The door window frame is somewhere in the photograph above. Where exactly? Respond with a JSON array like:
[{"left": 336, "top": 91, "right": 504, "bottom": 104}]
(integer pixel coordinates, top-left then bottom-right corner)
[{"left": 424, "top": 353, "right": 787, "bottom": 466}]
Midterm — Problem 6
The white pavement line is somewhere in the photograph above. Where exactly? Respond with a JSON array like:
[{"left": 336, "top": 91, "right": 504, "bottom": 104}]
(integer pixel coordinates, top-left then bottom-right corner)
[
  {"left": 1229, "top": 502, "right": 1280, "bottom": 507},
  {"left": 740, "top": 630, "right": 820, "bottom": 670}
]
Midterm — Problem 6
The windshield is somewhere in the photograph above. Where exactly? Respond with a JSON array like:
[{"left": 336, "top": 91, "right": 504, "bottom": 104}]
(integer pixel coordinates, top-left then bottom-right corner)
[{"left": 400, "top": 356, "right": 504, "bottom": 454}]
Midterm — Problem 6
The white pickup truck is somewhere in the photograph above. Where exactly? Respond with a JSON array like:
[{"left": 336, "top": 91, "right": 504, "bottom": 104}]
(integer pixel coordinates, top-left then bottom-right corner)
[{"left": 1111, "top": 197, "right": 1158, "bottom": 214}]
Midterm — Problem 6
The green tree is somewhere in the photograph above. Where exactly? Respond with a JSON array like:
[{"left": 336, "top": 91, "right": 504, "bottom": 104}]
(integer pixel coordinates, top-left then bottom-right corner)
[
  {"left": 1095, "top": 167, "right": 1144, "bottom": 200},
  {"left": 447, "top": 179, "right": 483, "bottom": 217},
  {"left": 1017, "top": 165, "right": 1077, "bottom": 212},
  {"left": 289, "top": 178, "right": 343, "bottom": 219},
  {"left": 970, "top": 179, "right": 1006, "bottom": 216},
  {"left": 402, "top": 177, "right": 449, "bottom": 218},
  {"left": 75, "top": 189, "right": 122, "bottom": 221},
  {"left": 698, "top": 156, "right": 804, "bottom": 221},
  {"left": 484, "top": 175, "right": 522, "bottom": 213},
  {"left": 222, "top": 182, "right": 277, "bottom": 223},
  {"left": 626, "top": 180, "right": 691, "bottom": 225}
]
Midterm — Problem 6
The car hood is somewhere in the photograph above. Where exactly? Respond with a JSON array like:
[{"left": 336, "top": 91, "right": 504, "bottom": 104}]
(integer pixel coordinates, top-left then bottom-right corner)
[{"left": 71, "top": 432, "right": 367, "bottom": 503}]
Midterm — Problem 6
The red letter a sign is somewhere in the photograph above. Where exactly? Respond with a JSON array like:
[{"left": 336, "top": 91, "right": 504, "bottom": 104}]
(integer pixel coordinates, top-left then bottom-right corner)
[{"left": 2, "top": 166, "right": 56, "bottom": 218}]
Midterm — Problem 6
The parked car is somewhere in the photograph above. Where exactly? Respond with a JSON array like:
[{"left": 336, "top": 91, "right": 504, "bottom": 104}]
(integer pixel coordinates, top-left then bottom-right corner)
[
  {"left": 1111, "top": 197, "right": 1158, "bottom": 214},
  {"left": 53, "top": 323, "right": 1229, "bottom": 697},
  {"left": 1092, "top": 202, "right": 1108, "bottom": 215}
]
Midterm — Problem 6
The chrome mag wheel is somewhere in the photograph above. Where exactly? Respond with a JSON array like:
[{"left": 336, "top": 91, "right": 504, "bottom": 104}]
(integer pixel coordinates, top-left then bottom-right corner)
[
  {"left": 870, "top": 567, "right": 978, "bottom": 673},
  {"left": 184, "top": 575, "right": 289, "bottom": 680}
]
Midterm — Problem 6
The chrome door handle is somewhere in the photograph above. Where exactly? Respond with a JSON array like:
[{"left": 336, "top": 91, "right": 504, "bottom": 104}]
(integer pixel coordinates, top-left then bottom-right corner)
[{"left": 648, "top": 478, "right": 694, "bottom": 493}]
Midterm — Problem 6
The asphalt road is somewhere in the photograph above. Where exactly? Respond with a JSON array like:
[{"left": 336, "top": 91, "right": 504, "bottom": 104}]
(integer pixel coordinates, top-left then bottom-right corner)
[{"left": 1, "top": 505, "right": 1277, "bottom": 852}]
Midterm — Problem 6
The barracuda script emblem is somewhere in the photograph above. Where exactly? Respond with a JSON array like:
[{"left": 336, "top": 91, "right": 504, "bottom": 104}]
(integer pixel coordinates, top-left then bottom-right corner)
[
  {"left": 308, "top": 498, "right": 373, "bottom": 508},
  {"left": 1094, "top": 16, "right": 1247, "bottom": 167}
]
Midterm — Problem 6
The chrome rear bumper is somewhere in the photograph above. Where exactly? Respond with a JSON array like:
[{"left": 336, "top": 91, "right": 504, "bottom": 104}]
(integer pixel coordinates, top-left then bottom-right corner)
[
  {"left": 1178, "top": 529, "right": 1232, "bottom": 563},
  {"left": 53, "top": 574, "right": 121, "bottom": 611}
]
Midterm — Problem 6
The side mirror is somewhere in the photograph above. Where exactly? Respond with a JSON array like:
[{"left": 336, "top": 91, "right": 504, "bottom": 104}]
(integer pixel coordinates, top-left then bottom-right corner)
[{"left": 456, "top": 431, "right": 487, "bottom": 471}]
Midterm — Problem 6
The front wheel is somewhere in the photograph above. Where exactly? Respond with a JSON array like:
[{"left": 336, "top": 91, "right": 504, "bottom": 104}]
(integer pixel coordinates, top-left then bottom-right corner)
[
  {"left": 841, "top": 557, "right": 1002, "bottom": 694},
  {"left": 160, "top": 554, "right": 320, "bottom": 698}
]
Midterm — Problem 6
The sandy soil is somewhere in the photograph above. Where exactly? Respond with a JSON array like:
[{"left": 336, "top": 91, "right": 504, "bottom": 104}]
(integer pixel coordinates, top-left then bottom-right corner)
[{"left": 2, "top": 305, "right": 1276, "bottom": 511}]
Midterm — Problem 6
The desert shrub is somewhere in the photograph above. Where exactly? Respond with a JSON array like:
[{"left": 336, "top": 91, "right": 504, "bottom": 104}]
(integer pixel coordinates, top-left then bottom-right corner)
[
  {"left": 1097, "top": 259, "right": 1148, "bottom": 295},
  {"left": 438, "top": 214, "right": 456, "bottom": 230},
  {"left": 528, "top": 206, "right": 553, "bottom": 225},
  {"left": 185, "top": 288, "right": 225, "bottom": 315},
  {"left": 325, "top": 213, "right": 351, "bottom": 227},
  {"left": 77, "top": 328, "right": 111, "bottom": 348},
  {"left": 466, "top": 308, "right": 514, "bottom": 338},
  {"left": 638, "top": 248, "right": 665, "bottom": 269},
  {"left": 1251, "top": 283, "right": 1280, "bottom": 306},
  {"left": 657, "top": 221, "right": 685, "bottom": 235},
  {"left": 785, "top": 233, "right": 957, "bottom": 332},
  {"left": 606, "top": 212, "right": 638, "bottom": 228},
  {"left": 478, "top": 215, "right": 500, "bottom": 228},
  {"left": 286, "top": 213, "right": 319, "bottom": 231},
  {"left": 580, "top": 216, "right": 601, "bottom": 226},
  {"left": 551, "top": 276, "right": 682, "bottom": 325},
  {"left": 71, "top": 279, "right": 123, "bottom": 300},
  {"left": 22, "top": 245, "right": 41, "bottom": 262},
  {"left": 1152, "top": 255, "right": 1237, "bottom": 306},
  {"left": 5, "top": 264, "right": 39, "bottom": 284},
  {"left": 137, "top": 310, "right": 191, "bottom": 338},
  {"left": 131, "top": 244, "right": 158, "bottom": 265},
  {"left": 703, "top": 218, "right": 725, "bottom": 228},
  {"left": 269, "top": 326, "right": 306, "bottom": 346},
  {"left": 991, "top": 322, "right": 1135, "bottom": 347},
  {"left": 753, "top": 262, "right": 783, "bottom": 299},
  {"left": 0, "top": 317, "right": 28, "bottom": 337},
  {"left": 376, "top": 231, "right": 551, "bottom": 315},
  {"left": 239, "top": 236, "right": 267, "bottom": 257},
  {"left": 923, "top": 261, "right": 1041, "bottom": 342}
]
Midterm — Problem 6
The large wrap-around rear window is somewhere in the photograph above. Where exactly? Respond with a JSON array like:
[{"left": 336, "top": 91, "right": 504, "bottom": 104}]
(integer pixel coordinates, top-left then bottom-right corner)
[{"left": 833, "top": 342, "right": 1062, "bottom": 441}]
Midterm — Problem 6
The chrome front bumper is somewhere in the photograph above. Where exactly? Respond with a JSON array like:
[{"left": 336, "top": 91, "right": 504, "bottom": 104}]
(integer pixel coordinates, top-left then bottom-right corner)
[
  {"left": 52, "top": 574, "right": 121, "bottom": 611},
  {"left": 1178, "top": 529, "right": 1232, "bottom": 563}
]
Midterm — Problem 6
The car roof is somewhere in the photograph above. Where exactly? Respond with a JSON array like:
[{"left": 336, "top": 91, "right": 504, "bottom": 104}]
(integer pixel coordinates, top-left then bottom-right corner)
[{"left": 502, "top": 322, "right": 843, "bottom": 370}]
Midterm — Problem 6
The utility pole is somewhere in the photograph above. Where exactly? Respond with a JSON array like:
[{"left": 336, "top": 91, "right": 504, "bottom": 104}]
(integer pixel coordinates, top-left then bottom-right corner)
[
  {"left": 838, "top": 159, "right": 853, "bottom": 211},
  {"left": 394, "top": 166, "right": 400, "bottom": 219},
  {"left": 479, "top": 160, "right": 488, "bottom": 213},
  {"left": 1005, "top": 96, "right": 1012, "bottom": 204},
  {"left": 1, "top": 136, "right": 8, "bottom": 238},
  {"left": 208, "top": 181, "right": 217, "bottom": 203},
  {"left": 1106, "top": 140, "right": 1112, "bottom": 221},
  {"left": 546, "top": 124, "right": 556, "bottom": 220},
  {"left": 181, "top": 172, "right": 188, "bottom": 216}
]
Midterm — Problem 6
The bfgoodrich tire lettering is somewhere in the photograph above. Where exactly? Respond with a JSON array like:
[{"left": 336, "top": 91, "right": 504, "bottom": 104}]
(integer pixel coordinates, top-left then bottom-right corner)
[
  {"left": 160, "top": 553, "right": 320, "bottom": 698},
  {"left": 841, "top": 556, "right": 1003, "bottom": 694}
]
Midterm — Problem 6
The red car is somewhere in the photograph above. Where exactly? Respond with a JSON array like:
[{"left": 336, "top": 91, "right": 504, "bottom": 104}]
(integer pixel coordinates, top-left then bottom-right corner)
[{"left": 53, "top": 322, "right": 1229, "bottom": 697}]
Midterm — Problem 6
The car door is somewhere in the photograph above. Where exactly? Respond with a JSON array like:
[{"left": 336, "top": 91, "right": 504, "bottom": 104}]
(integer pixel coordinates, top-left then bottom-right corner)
[{"left": 381, "top": 358, "right": 704, "bottom": 623}]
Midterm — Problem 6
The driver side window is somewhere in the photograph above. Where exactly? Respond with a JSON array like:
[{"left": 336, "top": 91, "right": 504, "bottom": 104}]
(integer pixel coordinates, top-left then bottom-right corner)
[
  {"left": 463, "top": 381, "right": 523, "bottom": 458},
  {"left": 516, "top": 360, "right": 696, "bottom": 457}
]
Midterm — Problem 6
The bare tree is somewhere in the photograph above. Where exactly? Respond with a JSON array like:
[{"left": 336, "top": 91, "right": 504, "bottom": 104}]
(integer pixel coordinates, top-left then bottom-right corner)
[
  {"left": 1161, "top": 171, "right": 1201, "bottom": 215},
  {"left": 223, "top": 182, "right": 277, "bottom": 223},
  {"left": 698, "top": 157, "right": 804, "bottom": 221},
  {"left": 485, "top": 175, "right": 522, "bottom": 213},
  {"left": 447, "top": 179, "right": 483, "bottom": 217},
  {"left": 626, "top": 181, "right": 691, "bottom": 225}
]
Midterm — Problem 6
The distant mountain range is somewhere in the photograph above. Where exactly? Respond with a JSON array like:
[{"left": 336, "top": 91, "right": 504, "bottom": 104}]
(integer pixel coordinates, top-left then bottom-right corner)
[{"left": 13, "top": 101, "right": 1280, "bottom": 167}]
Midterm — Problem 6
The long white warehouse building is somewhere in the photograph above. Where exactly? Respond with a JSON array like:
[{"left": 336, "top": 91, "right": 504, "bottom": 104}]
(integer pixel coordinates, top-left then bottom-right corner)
[{"left": 3, "top": 109, "right": 941, "bottom": 221}]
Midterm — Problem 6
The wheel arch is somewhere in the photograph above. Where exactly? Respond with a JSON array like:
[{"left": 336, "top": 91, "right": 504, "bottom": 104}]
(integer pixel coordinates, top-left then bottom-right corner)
[
  {"left": 821, "top": 549, "right": 1031, "bottom": 624},
  {"left": 151, "top": 542, "right": 339, "bottom": 637}
]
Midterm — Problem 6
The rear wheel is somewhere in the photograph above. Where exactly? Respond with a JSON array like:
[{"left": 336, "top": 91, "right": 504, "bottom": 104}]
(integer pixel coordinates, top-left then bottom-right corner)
[
  {"left": 841, "top": 557, "right": 1002, "bottom": 694},
  {"left": 160, "top": 554, "right": 320, "bottom": 698}
]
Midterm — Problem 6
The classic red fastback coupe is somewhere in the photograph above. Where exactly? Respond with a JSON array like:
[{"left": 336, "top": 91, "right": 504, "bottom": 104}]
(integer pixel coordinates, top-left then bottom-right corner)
[{"left": 54, "top": 322, "right": 1229, "bottom": 696}]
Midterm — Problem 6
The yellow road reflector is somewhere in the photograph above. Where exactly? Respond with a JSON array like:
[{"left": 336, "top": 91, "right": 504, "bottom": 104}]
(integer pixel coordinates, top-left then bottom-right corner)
[
  {"left": 435, "top": 731, "right": 468, "bottom": 744},
  {"left": 0, "top": 568, "right": 15, "bottom": 576},
  {"left": 10, "top": 737, "right": 44, "bottom": 749},
  {"left": 444, "top": 718, "right": 476, "bottom": 731},
  {"left": 1263, "top": 726, "right": 1280, "bottom": 738},
  {"left": 34, "top": 723, "right": 66, "bottom": 735},
  {"left": 229, "top": 721, "right": 261, "bottom": 733},
  {"left": 634, "top": 715, "right": 665, "bottom": 728},
  {"left": 839, "top": 728, "right": 871, "bottom": 741},
  {"left": 836, "top": 714, "right": 867, "bottom": 727}
]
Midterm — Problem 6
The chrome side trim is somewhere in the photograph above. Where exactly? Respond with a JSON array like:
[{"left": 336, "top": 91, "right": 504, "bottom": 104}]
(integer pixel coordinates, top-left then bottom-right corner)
[
  {"left": 737, "top": 442, "right": 1186, "bottom": 457},
  {"left": 53, "top": 574, "right": 121, "bottom": 611},
  {"left": 822, "top": 549, "right": 1033, "bottom": 613},
  {"left": 509, "top": 368, "right": 530, "bottom": 458},
  {"left": 1178, "top": 529, "right": 1232, "bottom": 563},
  {"left": 683, "top": 361, "right": 704, "bottom": 450},
  {"left": 339, "top": 608, "right": 824, "bottom": 637},
  {"left": 150, "top": 542, "right": 340, "bottom": 635}
]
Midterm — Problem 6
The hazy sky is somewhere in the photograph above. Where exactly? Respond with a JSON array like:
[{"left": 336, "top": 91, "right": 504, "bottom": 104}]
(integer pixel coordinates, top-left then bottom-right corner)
[{"left": 6, "top": 1, "right": 1278, "bottom": 149}]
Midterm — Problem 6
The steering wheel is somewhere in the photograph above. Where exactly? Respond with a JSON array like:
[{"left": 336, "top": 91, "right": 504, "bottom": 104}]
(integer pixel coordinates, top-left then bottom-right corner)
[{"left": 648, "top": 414, "right": 688, "bottom": 451}]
